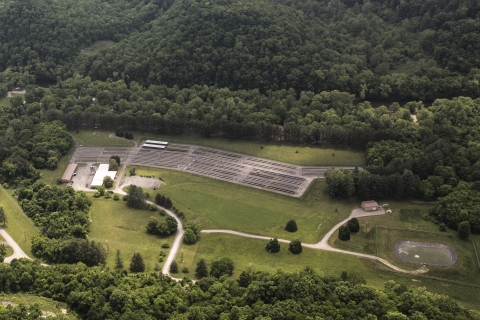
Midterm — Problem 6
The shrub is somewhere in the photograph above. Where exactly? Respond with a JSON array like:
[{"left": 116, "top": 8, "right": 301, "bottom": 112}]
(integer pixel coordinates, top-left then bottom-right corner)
[
  {"left": 159, "top": 210, "right": 166, "bottom": 216},
  {"left": 122, "top": 195, "right": 128, "bottom": 201},
  {"left": 183, "top": 229, "right": 197, "bottom": 244},
  {"left": 93, "top": 192, "right": 101, "bottom": 198},
  {"left": 104, "top": 192, "right": 111, "bottom": 199},
  {"left": 182, "top": 267, "right": 189, "bottom": 273},
  {"left": 265, "top": 238, "right": 280, "bottom": 253},
  {"left": 347, "top": 218, "right": 360, "bottom": 232},
  {"left": 288, "top": 239, "right": 302, "bottom": 254},
  {"left": 116, "top": 130, "right": 124, "bottom": 137},
  {"left": 338, "top": 225, "right": 351, "bottom": 241},
  {"left": 161, "top": 242, "right": 170, "bottom": 248},
  {"left": 439, "top": 223, "right": 446, "bottom": 232},
  {"left": 285, "top": 220, "right": 297, "bottom": 232},
  {"left": 210, "top": 258, "right": 234, "bottom": 278},
  {"left": 129, "top": 168, "right": 136, "bottom": 176},
  {"left": 113, "top": 194, "right": 120, "bottom": 201},
  {"left": 149, "top": 204, "right": 158, "bottom": 211}
]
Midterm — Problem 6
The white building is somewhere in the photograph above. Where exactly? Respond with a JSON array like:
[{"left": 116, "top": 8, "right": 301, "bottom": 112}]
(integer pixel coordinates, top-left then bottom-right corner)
[{"left": 91, "top": 164, "right": 117, "bottom": 188}]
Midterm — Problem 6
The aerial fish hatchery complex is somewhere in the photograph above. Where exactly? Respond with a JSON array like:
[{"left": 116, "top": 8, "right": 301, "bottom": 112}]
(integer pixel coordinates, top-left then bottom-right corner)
[{"left": 71, "top": 141, "right": 357, "bottom": 197}]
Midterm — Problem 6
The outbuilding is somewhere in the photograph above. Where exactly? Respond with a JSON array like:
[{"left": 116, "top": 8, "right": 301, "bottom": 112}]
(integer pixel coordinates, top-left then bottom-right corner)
[
  {"left": 62, "top": 163, "right": 78, "bottom": 182},
  {"left": 361, "top": 200, "right": 378, "bottom": 211}
]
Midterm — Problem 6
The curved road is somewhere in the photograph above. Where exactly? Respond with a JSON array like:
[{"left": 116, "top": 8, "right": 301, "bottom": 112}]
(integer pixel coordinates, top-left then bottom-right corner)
[
  {"left": 0, "top": 228, "right": 30, "bottom": 263},
  {"left": 1, "top": 163, "right": 426, "bottom": 277},
  {"left": 202, "top": 207, "right": 428, "bottom": 275}
]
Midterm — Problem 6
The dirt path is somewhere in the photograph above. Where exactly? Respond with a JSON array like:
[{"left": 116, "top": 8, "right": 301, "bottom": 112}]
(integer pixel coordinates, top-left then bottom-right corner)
[{"left": 201, "top": 208, "right": 428, "bottom": 276}]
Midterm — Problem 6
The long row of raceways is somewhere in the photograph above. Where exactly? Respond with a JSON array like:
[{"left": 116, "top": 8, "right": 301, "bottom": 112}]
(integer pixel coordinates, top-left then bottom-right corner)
[{"left": 72, "top": 144, "right": 355, "bottom": 197}]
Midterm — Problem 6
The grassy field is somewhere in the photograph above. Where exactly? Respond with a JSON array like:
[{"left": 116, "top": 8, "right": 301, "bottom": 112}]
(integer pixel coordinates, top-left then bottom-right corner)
[
  {"left": 376, "top": 228, "right": 480, "bottom": 285},
  {"left": 329, "top": 204, "right": 441, "bottom": 254},
  {"left": 70, "top": 130, "right": 134, "bottom": 147},
  {"left": 0, "top": 187, "right": 39, "bottom": 257},
  {"left": 88, "top": 195, "right": 175, "bottom": 272},
  {"left": 0, "top": 293, "right": 75, "bottom": 318},
  {"left": 329, "top": 206, "right": 480, "bottom": 286},
  {"left": 127, "top": 166, "right": 357, "bottom": 243},
  {"left": 178, "top": 233, "right": 480, "bottom": 311},
  {"left": 135, "top": 133, "right": 365, "bottom": 167}
]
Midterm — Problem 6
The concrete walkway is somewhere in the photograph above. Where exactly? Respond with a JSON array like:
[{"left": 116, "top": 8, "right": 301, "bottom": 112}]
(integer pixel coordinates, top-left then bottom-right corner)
[{"left": 0, "top": 228, "right": 30, "bottom": 263}]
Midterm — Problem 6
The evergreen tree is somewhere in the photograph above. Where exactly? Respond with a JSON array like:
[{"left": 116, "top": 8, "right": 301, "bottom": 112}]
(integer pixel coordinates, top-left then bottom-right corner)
[
  {"left": 129, "top": 252, "right": 145, "bottom": 272},
  {"left": 339, "top": 225, "right": 351, "bottom": 241},
  {"left": 285, "top": 220, "right": 297, "bottom": 232},
  {"left": 265, "top": 238, "right": 280, "bottom": 253},
  {"left": 115, "top": 250, "right": 123, "bottom": 269},
  {"left": 458, "top": 221, "right": 471, "bottom": 240},
  {"left": 0, "top": 244, "right": 6, "bottom": 263},
  {"left": 164, "top": 197, "right": 173, "bottom": 209},
  {"left": 288, "top": 239, "right": 302, "bottom": 254},
  {"left": 0, "top": 207, "right": 6, "bottom": 226},
  {"left": 195, "top": 259, "right": 208, "bottom": 278},
  {"left": 347, "top": 218, "right": 360, "bottom": 232},
  {"left": 170, "top": 261, "right": 178, "bottom": 273}
]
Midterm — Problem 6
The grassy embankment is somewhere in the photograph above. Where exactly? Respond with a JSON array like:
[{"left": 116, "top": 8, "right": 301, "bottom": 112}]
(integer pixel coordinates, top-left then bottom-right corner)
[
  {"left": 87, "top": 194, "right": 175, "bottom": 273},
  {"left": 0, "top": 187, "right": 39, "bottom": 258},
  {"left": 135, "top": 132, "right": 365, "bottom": 167},
  {"left": 127, "top": 167, "right": 356, "bottom": 244},
  {"left": 70, "top": 129, "right": 365, "bottom": 166}
]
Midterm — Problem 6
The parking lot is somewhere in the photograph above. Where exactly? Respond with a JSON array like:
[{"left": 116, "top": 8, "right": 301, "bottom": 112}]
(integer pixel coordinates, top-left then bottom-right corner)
[{"left": 71, "top": 144, "right": 355, "bottom": 197}]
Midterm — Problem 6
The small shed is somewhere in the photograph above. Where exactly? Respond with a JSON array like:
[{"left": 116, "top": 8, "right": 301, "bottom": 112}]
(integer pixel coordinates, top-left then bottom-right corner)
[
  {"left": 62, "top": 163, "right": 78, "bottom": 182},
  {"left": 361, "top": 200, "right": 378, "bottom": 211}
]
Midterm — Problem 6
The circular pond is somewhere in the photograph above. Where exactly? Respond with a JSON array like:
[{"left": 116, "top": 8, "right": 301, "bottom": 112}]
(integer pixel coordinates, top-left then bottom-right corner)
[{"left": 395, "top": 241, "right": 457, "bottom": 266}]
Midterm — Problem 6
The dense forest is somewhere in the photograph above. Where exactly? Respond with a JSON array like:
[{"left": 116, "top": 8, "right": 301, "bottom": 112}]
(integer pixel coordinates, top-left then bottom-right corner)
[
  {"left": 0, "top": 0, "right": 479, "bottom": 100},
  {"left": 1, "top": 0, "right": 480, "bottom": 317}
]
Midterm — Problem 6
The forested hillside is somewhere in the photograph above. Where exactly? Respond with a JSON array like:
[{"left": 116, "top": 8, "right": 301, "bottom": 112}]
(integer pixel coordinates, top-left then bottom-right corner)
[
  {"left": 75, "top": 0, "right": 480, "bottom": 100},
  {"left": 0, "top": 0, "right": 478, "bottom": 99},
  {"left": 0, "top": 0, "right": 170, "bottom": 82}
]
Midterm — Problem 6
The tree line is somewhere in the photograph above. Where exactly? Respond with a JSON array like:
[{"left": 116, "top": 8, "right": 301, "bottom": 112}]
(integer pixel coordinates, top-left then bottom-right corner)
[{"left": 0, "top": 259, "right": 473, "bottom": 319}]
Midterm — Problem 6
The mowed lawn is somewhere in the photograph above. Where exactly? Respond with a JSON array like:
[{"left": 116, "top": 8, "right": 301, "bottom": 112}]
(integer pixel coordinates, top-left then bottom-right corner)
[
  {"left": 70, "top": 130, "right": 134, "bottom": 147},
  {"left": 128, "top": 166, "right": 357, "bottom": 243},
  {"left": 135, "top": 133, "right": 365, "bottom": 167},
  {"left": 0, "top": 187, "right": 39, "bottom": 258},
  {"left": 179, "top": 233, "right": 480, "bottom": 311},
  {"left": 88, "top": 195, "right": 174, "bottom": 272}
]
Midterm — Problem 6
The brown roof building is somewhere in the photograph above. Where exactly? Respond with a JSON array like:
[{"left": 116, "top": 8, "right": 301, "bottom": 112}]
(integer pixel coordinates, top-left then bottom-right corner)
[
  {"left": 62, "top": 163, "right": 78, "bottom": 182},
  {"left": 361, "top": 200, "right": 378, "bottom": 211}
]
